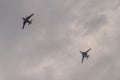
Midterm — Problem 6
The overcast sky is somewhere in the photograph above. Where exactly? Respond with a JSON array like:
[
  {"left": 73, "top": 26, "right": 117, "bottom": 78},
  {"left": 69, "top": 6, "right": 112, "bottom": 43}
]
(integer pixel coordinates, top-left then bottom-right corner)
[{"left": 0, "top": 0, "right": 120, "bottom": 80}]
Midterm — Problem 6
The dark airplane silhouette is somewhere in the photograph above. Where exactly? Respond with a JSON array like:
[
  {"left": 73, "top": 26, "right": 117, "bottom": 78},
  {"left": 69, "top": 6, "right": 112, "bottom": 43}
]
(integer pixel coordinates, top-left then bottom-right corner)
[
  {"left": 22, "top": 13, "right": 34, "bottom": 29},
  {"left": 80, "top": 48, "right": 91, "bottom": 63}
]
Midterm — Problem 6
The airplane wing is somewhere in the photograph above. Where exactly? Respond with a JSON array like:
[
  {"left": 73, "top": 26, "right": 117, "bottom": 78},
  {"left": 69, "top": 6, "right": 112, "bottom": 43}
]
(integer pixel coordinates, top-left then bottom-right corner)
[
  {"left": 81, "top": 56, "right": 84, "bottom": 63},
  {"left": 26, "top": 13, "right": 34, "bottom": 19},
  {"left": 86, "top": 48, "right": 91, "bottom": 53},
  {"left": 22, "top": 21, "right": 26, "bottom": 29}
]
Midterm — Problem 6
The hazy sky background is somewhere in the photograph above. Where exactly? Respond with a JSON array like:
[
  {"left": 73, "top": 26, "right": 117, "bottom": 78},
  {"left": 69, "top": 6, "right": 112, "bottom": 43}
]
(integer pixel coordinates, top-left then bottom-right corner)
[{"left": 0, "top": 0, "right": 120, "bottom": 80}]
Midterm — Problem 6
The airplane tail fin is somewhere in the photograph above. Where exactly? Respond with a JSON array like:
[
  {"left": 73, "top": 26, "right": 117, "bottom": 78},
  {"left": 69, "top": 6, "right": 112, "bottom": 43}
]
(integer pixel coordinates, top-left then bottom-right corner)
[
  {"left": 87, "top": 55, "right": 89, "bottom": 59},
  {"left": 30, "top": 20, "right": 32, "bottom": 24},
  {"left": 28, "top": 20, "right": 32, "bottom": 25}
]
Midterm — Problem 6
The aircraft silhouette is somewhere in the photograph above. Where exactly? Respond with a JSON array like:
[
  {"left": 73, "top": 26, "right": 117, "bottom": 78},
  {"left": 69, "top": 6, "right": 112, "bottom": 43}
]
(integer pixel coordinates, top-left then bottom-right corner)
[
  {"left": 80, "top": 48, "right": 91, "bottom": 63},
  {"left": 22, "top": 13, "right": 34, "bottom": 29}
]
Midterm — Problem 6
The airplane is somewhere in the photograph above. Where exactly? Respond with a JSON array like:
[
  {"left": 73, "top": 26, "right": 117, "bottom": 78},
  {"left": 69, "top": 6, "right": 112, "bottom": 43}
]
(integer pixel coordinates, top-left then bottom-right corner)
[
  {"left": 80, "top": 48, "right": 91, "bottom": 63},
  {"left": 22, "top": 13, "right": 34, "bottom": 29}
]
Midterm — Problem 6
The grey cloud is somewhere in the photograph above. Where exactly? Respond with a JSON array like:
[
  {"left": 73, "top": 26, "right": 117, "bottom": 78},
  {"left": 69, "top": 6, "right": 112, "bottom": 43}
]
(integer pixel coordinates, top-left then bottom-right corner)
[
  {"left": 84, "top": 14, "right": 107, "bottom": 34},
  {"left": 0, "top": 0, "right": 120, "bottom": 80}
]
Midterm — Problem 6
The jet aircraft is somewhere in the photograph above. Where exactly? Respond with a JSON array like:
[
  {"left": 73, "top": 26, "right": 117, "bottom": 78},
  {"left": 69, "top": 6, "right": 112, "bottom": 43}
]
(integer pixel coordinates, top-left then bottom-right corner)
[
  {"left": 80, "top": 48, "right": 91, "bottom": 63},
  {"left": 22, "top": 13, "right": 34, "bottom": 29}
]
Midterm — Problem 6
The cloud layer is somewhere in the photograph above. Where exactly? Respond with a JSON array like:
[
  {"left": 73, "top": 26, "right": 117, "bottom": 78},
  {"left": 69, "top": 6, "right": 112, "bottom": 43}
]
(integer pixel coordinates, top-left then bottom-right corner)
[{"left": 0, "top": 0, "right": 120, "bottom": 80}]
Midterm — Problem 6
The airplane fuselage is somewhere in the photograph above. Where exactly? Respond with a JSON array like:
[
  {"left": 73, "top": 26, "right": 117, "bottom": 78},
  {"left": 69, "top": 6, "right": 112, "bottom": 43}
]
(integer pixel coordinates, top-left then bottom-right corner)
[
  {"left": 22, "top": 18, "right": 32, "bottom": 24},
  {"left": 22, "top": 13, "right": 34, "bottom": 29},
  {"left": 80, "top": 48, "right": 91, "bottom": 63},
  {"left": 81, "top": 52, "right": 89, "bottom": 58}
]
